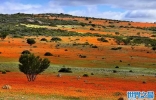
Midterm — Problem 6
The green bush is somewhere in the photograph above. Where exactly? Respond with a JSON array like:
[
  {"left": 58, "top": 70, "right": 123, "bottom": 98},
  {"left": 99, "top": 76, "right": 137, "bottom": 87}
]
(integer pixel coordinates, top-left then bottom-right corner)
[
  {"left": 97, "top": 37, "right": 108, "bottom": 42},
  {"left": 115, "top": 66, "right": 119, "bottom": 68},
  {"left": 79, "top": 55, "right": 86, "bottom": 58},
  {"left": 111, "top": 47, "right": 122, "bottom": 50},
  {"left": 113, "top": 70, "right": 117, "bottom": 73},
  {"left": 2, "top": 71, "right": 6, "bottom": 74},
  {"left": 27, "top": 38, "right": 36, "bottom": 46},
  {"left": 58, "top": 68, "right": 72, "bottom": 73},
  {"left": 91, "top": 45, "right": 98, "bottom": 48},
  {"left": 44, "top": 52, "right": 53, "bottom": 56},
  {"left": 83, "top": 74, "right": 89, "bottom": 77},
  {"left": 51, "top": 37, "right": 62, "bottom": 42},
  {"left": 90, "top": 28, "right": 95, "bottom": 30},
  {"left": 40, "top": 38, "right": 47, "bottom": 42},
  {"left": 21, "top": 50, "right": 31, "bottom": 54}
]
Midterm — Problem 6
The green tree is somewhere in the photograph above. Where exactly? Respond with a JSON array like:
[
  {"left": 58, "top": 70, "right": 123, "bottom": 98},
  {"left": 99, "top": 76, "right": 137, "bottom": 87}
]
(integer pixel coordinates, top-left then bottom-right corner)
[
  {"left": 19, "top": 53, "right": 50, "bottom": 81},
  {"left": 27, "top": 38, "right": 36, "bottom": 46}
]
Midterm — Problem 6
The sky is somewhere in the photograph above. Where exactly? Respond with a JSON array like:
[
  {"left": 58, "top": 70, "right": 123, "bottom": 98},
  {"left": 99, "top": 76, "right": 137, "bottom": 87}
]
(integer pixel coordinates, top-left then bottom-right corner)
[{"left": 0, "top": 0, "right": 156, "bottom": 22}]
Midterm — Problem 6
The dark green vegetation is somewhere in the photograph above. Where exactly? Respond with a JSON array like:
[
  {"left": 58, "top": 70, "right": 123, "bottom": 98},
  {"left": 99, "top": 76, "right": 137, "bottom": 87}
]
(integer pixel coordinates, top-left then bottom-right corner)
[
  {"left": 51, "top": 37, "right": 62, "bottom": 42},
  {"left": 19, "top": 53, "right": 50, "bottom": 81},
  {"left": 21, "top": 50, "right": 31, "bottom": 54},
  {"left": 44, "top": 52, "right": 53, "bottom": 56},
  {"left": 27, "top": 38, "right": 36, "bottom": 46},
  {"left": 58, "top": 67, "right": 72, "bottom": 73}
]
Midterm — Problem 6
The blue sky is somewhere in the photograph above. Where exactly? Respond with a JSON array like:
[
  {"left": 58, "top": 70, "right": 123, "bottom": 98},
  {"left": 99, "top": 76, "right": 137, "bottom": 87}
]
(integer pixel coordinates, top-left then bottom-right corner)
[{"left": 0, "top": 0, "right": 156, "bottom": 22}]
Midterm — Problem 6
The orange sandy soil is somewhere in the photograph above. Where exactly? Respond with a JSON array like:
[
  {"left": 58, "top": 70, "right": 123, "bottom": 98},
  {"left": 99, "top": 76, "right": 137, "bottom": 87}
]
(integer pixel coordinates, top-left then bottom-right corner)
[{"left": 0, "top": 72, "right": 156, "bottom": 99}]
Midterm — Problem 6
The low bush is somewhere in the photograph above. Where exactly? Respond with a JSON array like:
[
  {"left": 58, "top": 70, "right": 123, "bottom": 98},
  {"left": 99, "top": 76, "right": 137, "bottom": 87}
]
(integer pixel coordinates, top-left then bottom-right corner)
[
  {"left": 79, "top": 55, "right": 86, "bottom": 58},
  {"left": 97, "top": 37, "right": 108, "bottom": 42},
  {"left": 90, "top": 28, "right": 95, "bottom": 30},
  {"left": 2, "top": 71, "right": 6, "bottom": 74},
  {"left": 21, "top": 50, "right": 31, "bottom": 54},
  {"left": 44, "top": 52, "right": 53, "bottom": 56},
  {"left": 91, "top": 45, "right": 98, "bottom": 48},
  {"left": 129, "top": 70, "right": 133, "bottom": 72},
  {"left": 83, "top": 74, "right": 89, "bottom": 77},
  {"left": 111, "top": 47, "right": 122, "bottom": 50},
  {"left": 113, "top": 70, "right": 117, "bottom": 73},
  {"left": 58, "top": 68, "right": 72, "bottom": 73},
  {"left": 152, "top": 46, "right": 156, "bottom": 51},
  {"left": 40, "top": 38, "right": 47, "bottom": 42},
  {"left": 115, "top": 66, "right": 119, "bottom": 68},
  {"left": 51, "top": 37, "right": 62, "bottom": 42}
]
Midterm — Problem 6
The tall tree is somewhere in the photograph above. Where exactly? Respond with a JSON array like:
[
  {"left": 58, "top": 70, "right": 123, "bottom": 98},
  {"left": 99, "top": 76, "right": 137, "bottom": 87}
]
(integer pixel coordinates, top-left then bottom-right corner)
[{"left": 19, "top": 53, "right": 50, "bottom": 81}]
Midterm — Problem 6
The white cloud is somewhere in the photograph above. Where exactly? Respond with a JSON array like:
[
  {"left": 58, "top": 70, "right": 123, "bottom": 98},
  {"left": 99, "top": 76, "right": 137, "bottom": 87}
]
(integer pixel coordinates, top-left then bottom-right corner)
[{"left": 0, "top": 1, "right": 64, "bottom": 14}]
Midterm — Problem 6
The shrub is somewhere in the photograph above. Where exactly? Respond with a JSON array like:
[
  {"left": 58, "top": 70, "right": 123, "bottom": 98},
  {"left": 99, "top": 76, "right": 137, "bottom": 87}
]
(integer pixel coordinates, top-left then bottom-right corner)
[
  {"left": 27, "top": 38, "right": 36, "bottom": 46},
  {"left": 115, "top": 32, "right": 120, "bottom": 35},
  {"left": 91, "top": 73, "right": 94, "bottom": 75},
  {"left": 33, "top": 46, "right": 37, "bottom": 48},
  {"left": 111, "top": 47, "right": 122, "bottom": 50},
  {"left": 129, "top": 70, "right": 133, "bottom": 72},
  {"left": 90, "top": 28, "right": 95, "bottom": 30},
  {"left": 44, "top": 52, "right": 53, "bottom": 56},
  {"left": 97, "top": 37, "right": 108, "bottom": 42},
  {"left": 115, "top": 66, "right": 119, "bottom": 68},
  {"left": 21, "top": 50, "right": 31, "bottom": 54},
  {"left": 51, "top": 37, "right": 62, "bottom": 42},
  {"left": 2, "top": 71, "right": 6, "bottom": 74},
  {"left": 79, "top": 55, "right": 86, "bottom": 58},
  {"left": 40, "top": 38, "right": 47, "bottom": 42},
  {"left": 91, "top": 45, "right": 98, "bottom": 48},
  {"left": 58, "top": 68, "right": 72, "bottom": 73},
  {"left": 152, "top": 46, "right": 156, "bottom": 51},
  {"left": 83, "top": 74, "right": 89, "bottom": 77},
  {"left": 142, "top": 81, "right": 146, "bottom": 84},
  {"left": 113, "top": 70, "right": 117, "bottom": 73}
]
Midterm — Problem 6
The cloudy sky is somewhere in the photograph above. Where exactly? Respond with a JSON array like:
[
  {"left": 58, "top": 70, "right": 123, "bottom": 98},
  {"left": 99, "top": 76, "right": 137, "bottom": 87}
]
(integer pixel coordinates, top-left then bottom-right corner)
[{"left": 0, "top": 0, "right": 156, "bottom": 22}]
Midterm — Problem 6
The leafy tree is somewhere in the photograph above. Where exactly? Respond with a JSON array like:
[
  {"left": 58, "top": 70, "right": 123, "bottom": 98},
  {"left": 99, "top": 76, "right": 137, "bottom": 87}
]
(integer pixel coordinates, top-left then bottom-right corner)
[
  {"left": 27, "top": 38, "right": 36, "bottom": 46},
  {"left": 19, "top": 53, "right": 50, "bottom": 81}
]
